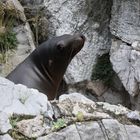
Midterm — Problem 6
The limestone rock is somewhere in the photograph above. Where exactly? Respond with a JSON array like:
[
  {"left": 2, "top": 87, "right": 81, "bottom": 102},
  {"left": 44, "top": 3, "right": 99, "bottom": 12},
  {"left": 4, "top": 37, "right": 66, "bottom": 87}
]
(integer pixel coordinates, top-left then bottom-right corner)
[
  {"left": 97, "top": 102, "right": 129, "bottom": 115},
  {"left": 20, "top": 0, "right": 44, "bottom": 6},
  {"left": 4, "top": 0, "right": 26, "bottom": 22},
  {"left": 57, "top": 93, "right": 110, "bottom": 120},
  {"left": 0, "top": 112, "right": 12, "bottom": 134},
  {"left": 0, "top": 134, "right": 13, "bottom": 140},
  {"left": 125, "top": 125, "right": 140, "bottom": 140},
  {"left": 16, "top": 115, "right": 47, "bottom": 138},
  {"left": 110, "top": 40, "right": 140, "bottom": 97},
  {"left": 0, "top": 77, "right": 53, "bottom": 117},
  {"left": 127, "top": 110, "right": 140, "bottom": 121},
  {"left": 110, "top": 0, "right": 140, "bottom": 44},
  {"left": 0, "top": 22, "right": 35, "bottom": 77},
  {"left": 38, "top": 119, "right": 140, "bottom": 140},
  {"left": 37, "top": 124, "right": 81, "bottom": 140}
]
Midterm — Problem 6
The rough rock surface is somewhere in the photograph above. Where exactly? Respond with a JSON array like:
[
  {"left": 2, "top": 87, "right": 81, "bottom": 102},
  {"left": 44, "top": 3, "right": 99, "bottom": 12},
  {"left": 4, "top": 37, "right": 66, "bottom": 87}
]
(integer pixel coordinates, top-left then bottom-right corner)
[
  {"left": 37, "top": 93, "right": 140, "bottom": 140},
  {"left": 0, "top": 0, "right": 35, "bottom": 77},
  {"left": 16, "top": 115, "right": 47, "bottom": 138},
  {"left": 0, "top": 112, "right": 12, "bottom": 134},
  {"left": 110, "top": 0, "right": 140, "bottom": 110},
  {"left": 0, "top": 134, "right": 13, "bottom": 140},
  {"left": 6, "top": 0, "right": 26, "bottom": 22},
  {"left": 110, "top": 39, "right": 140, "bottom": 110},
  {"left": 0, "top": 77, "right": 53, "bottom": 117},
  {"left": 0, "top": 80, "right": 139, "bottom": 139},
  {"left": 110, "top": 41, "right": 140, "bottom": 97},
  {"left": 110, "top": 0, "right": 140, "bottom": 44}
]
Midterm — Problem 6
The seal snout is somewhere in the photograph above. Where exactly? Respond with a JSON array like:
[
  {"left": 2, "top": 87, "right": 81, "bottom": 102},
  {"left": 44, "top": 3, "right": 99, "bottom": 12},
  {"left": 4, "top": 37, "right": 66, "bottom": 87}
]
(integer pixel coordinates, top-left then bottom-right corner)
[
  {"left": 75, "top": 34, "right": 86, "bottom": 43},
  {"left": 74, "top": 34, "right": 86, "bottom": 48}
]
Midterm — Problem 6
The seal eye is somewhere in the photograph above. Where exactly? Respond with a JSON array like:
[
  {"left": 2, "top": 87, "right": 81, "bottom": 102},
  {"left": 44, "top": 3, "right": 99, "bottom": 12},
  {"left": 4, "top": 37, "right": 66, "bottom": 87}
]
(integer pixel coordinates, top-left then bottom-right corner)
[{"left": 57, "top": 41, "right": 65, "bottom": 51}]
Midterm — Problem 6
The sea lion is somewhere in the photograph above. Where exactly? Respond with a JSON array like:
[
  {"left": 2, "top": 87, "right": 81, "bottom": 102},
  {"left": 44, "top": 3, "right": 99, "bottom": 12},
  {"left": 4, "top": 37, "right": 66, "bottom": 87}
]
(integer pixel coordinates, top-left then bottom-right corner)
[{"left": 7, "top": 34, "right": 85, "bottom": 100}]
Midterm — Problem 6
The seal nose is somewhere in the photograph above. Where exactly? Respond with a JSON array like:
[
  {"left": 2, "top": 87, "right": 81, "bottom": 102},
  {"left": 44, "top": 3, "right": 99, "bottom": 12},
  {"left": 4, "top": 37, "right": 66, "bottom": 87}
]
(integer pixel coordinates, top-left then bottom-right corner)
[
  {"left": 79, "top": 34, "right": 86, "bottom": 42},
  {"left": 75, "top": 33, "right": 86, "bottom": 42}
]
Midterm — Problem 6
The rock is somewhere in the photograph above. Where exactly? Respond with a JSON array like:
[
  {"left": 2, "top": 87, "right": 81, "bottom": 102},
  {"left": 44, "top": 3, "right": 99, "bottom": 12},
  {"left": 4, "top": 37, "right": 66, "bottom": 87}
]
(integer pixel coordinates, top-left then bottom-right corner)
[
  {"left": 101, "top": 89, "right": 127, "bottom": 105},
  {"left": 0, "top": 134, "right": 13, "bottom": 140},
  {"left": 37, "top": 124, "right": 81, "bottom": 140},
  {"left": 110, "top": 40, "right": 140, "bottom": 97},
  {"left": 130, "top": 94, "right": 140, "bottom": 111},
  {"left": 59, "top": 92, "right": 96, "bottom": 108},
  {"left": 127, "top": 110, "right": 140, "bottom": 121},
  {"left": 0, "top": 0, "right": 35, "bottom": 77},
  {"left": 68, "top": 80, "right": 108, "bottom": 97},
  {"left": 37, "top": 119, "right": 140, "bottom": 140},
  {"left": 76, "top": 121, "right": 105, "bottom": 140},
  {"left": 0, "top": 22, "right": 35, "bottom": 77},
  {"left": 5, "top": 0, "right": 26, "bottom": 22},
  {"left": 0, "top": 112, "right": 12, "bottom": 134},
  {"left": 125, "top": 125, "right": 140, "bottom": 140},
  {"left": 16, "top": 115, "right": 47, "bottom": 138},
  {"left": 97, "top": 102, "right": 129, "bottom": 115},
  {"left": 132, "top": 41, "right": 140, "bottom": 51},
  {"left": 0, "top": 77, "right": 53, "bottom": 117},
  {"left": 56, "top": 93, "right": 110, "bottom": 120},
  {"left": 110, "top": 0, "right": 140, "bottom": 44},
  {"left": 20, "top": 0, "right": 44, "bottom": 6},
  {"left": 102, "top": 119, "right": 128, "bottom": 139}
]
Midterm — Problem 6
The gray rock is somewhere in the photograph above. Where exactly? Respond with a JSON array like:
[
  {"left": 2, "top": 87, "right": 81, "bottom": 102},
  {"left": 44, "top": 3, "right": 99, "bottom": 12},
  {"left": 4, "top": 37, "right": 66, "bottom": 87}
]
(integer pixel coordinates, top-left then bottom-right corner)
[
  {"left": 102, "top": 119, "right": 128, "bottom": 140},
  {"left": 0, "top": 134, "right": 13, "bottom": 140},
  {"left": 127, "top": 110, "right": 140, "bottom": 121},
  {"left": 58, "top": 93, "right": 110, "bottom": 120},
  {"left": 110, "top": 40, "right": 140, "bottom": 97},
  {"left": 110, "top": 0, "right": 140, "bottom": 44},
  {"left": 0, "top": 112, "right": 12, "bottom": 134},
  {"left": 76, "top": 121, "right": 105, "bottom": 140},
  {"left": 125, "top": 125, "right": 140, "bottom": 140},
  {"left": 20, "top": 0, "right": 44, "bottom": 6},
  {"left": 0, "top": 77, "right": 53, "bottom": 117},
  {"left": 130, "top": 94, "right": 140, "bottom": 111},
  {"left": 37, "top": 119, "right": 140, "bottom": 140},
  {"left": 37, "top": 124, "right": 81, "bottom": 140},
  {"left": 97, "top": 102, "right": 129, "bottom": 115},
  {"left": 16, "top": 115, "right": 47, "bottom": 138},
  {"left": 0, "top": 22, "right": 35, "bottom": 77},
  {"left": 6, "top": 0, "right": 26, "bottom": 22}
]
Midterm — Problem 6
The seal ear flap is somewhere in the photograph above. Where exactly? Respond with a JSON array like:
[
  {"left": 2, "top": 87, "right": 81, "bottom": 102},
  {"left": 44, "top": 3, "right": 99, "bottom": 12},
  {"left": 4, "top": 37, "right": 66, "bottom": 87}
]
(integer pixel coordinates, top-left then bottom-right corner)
[{"left": 57, "top": 41, "right": 65, "bottom": 51}]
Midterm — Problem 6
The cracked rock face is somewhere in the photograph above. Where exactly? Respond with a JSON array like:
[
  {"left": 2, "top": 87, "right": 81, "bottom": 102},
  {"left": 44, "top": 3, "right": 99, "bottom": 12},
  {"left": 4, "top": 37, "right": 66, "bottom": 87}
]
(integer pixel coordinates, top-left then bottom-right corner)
[
  {"left": 16, "top": 115, "right": 47, "bottom": 138},
  {"left": 0, "top": 134, "right": 13, "bottom": 140},
  {"left": 0, "top": 77, "right": 53, "bottom": 117},
  {"left": 110, "top": 0, "right": 140, "bottom": 44},
  {"left": 0, "top": 112, "right": 12, "bottom": 134},
  {"left": 110, "top": 0, "right": 140, "bottom": 110},
  {"left": 110, "top": 40, "right": 140, "bottom": 110},
  {"left": 110, "top": 41, "right": 140, "bottom": 97}
]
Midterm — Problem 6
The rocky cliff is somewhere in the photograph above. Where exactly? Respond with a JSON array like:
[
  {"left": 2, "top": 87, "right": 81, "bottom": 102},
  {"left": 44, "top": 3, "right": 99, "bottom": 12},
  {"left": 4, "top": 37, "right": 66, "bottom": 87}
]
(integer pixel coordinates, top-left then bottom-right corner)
[{"left": 0, "top": 0, "right": 140, "bottom": 139}]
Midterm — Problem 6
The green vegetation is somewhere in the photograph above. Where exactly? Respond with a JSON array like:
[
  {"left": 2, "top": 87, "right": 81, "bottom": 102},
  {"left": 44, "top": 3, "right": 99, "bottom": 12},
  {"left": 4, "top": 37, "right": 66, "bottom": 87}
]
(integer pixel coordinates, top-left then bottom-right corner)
[
  {"left": 52, "top": 118, "right": 67, "bottom": 131},
  {"left": 10, "top": 115, "right": 34, "bottom": 129},
  {"left": 9, "top": 115, "right": 35, "bottom": 140},
  {"left": 0, "top": 1, "right": 17, "bottom": 63},
  {"left": 92, "top": 53, "right": 115, "bottom": 87}
]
